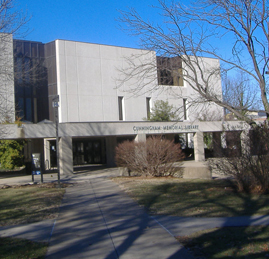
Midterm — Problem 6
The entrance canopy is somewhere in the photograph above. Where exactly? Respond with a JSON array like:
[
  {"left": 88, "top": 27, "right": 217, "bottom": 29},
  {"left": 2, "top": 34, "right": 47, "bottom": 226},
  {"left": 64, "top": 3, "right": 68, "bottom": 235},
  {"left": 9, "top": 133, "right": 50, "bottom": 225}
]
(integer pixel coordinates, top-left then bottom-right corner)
[
  {"left": 0, "top": 120, "right": 250, "bottom": 175},
  {"left": 1, "top": 120, "right": 249, "bottom": 139}
]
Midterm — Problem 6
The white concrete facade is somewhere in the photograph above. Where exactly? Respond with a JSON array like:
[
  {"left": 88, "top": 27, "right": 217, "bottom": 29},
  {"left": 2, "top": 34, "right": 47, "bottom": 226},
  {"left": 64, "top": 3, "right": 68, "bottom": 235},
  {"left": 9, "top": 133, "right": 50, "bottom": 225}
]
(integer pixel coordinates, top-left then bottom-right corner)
[
  {"left": 0, "top": 33, "right": 15, "bottom": 124},
  {"left": 54, "top": 40, "right": 223, "bottom": 123},
  {"left": 0, "top": 35, "right": 228, "bottom": 176},
  {"left": 55, "top": 40, "right": 153, "bottom": 123}
]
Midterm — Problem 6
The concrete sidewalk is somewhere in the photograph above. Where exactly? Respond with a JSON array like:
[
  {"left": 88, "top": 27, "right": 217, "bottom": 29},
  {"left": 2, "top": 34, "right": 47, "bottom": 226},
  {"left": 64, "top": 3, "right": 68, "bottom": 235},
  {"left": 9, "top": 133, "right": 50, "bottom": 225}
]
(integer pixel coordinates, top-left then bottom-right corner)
[
  {"left": 1, "top": 168, "right": 269, "bottom": 258},
  {"left": 154, "top": 214, "right": 269, "bottom": 236},
  {"left": 46, "top": 177, "right": 193, "bottom": 259},
  {"left": 0, "top": 219, "right": 55, "bottom": 243}
]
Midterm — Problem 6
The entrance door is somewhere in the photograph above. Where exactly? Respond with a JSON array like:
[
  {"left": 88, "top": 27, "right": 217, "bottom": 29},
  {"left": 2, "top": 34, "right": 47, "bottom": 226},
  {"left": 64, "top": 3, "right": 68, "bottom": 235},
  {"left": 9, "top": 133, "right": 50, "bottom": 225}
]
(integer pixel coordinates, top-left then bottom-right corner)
[
  {"left": 73, "top": 139, "right": 103, "bottom": 166},
  {"left": 49, "top": 140, "right": 57, "bottom": 168}
]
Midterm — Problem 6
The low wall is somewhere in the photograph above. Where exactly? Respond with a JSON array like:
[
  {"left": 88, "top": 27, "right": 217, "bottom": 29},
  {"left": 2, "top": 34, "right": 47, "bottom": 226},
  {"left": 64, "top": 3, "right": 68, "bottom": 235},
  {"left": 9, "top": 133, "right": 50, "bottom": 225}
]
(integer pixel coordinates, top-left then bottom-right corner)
[
  {"left": 179, "top": 161, "right": 212, "bottom": 179},
  {"left": 119, "top": 161, "right": 212, "bottom": 179}
]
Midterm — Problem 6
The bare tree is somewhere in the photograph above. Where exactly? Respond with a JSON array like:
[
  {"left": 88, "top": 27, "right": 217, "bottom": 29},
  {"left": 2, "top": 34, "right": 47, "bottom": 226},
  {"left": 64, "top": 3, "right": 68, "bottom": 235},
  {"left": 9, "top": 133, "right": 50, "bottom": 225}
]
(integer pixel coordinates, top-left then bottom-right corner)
[
  {"left": 209, "top": 122, "right": 269, "bottom": 193},
  {"left": 0, "top": 0, "right": 28, "bottom": 125},
  {"left": 119, "top": 0, "right": 269, "bottom": 125},
  {"left": 222, "top": 70, "right": 260, "bottom": 118}
]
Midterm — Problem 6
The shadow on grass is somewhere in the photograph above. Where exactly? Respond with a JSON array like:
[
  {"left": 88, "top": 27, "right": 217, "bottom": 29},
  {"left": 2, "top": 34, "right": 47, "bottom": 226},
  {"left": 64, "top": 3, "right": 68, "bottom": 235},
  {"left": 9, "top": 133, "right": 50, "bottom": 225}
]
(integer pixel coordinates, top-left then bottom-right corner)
[
  {"left": 0, "top": 237, "right": 47, "bottom": 259},
  {"left": 118, "top": 178, "right": 269, "bottom": 258},
  {"left": 177, "top": 225, "right": 269, "bottom": 258},
  {"left": 0, "top": 186, "right": 65, "bottom": 226},
  {"left": 129, "top": 179, "right": 269, "bottom": 217}
]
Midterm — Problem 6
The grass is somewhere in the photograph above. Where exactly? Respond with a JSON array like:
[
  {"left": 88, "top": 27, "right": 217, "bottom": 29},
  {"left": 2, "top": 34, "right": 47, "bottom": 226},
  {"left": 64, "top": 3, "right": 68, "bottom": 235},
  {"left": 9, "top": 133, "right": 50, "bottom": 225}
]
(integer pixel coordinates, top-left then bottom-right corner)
[
  {"left": 113, "top": 177, "right": 269, "bottom": 217},
  {"left": 0, "top": 183, "right": 66, "bottom": 226},
  {"left": 0, "top": 182, "right": 66, "bottom": 259},
  {"left": 177, "top": 226, "right": 269, "bottom": 259},
  {"left": 114, "top": 177, "right": 269, "bottom": 258},
  {"left": 0, "top": 237, "right": 47, "bottom": 259}
]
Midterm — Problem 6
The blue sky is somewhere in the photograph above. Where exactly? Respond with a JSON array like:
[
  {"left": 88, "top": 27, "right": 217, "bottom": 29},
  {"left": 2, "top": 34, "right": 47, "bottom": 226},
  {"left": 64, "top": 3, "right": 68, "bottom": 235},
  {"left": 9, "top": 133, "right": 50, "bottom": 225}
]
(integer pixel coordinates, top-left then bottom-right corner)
[
  {"left": 14, "top": 0, "right": 262, "bottom": 74},
  {"left": 15, "top": 0, "right": 163, "bottom": 48},
  {"left": 14, "top": 0, "right": 236, "bottom": 59}
]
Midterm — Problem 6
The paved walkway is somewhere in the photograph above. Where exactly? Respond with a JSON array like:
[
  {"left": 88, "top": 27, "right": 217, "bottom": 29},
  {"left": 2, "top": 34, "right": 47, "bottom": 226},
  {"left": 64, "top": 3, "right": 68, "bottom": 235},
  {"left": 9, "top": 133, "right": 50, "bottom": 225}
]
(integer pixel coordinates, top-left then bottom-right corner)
[
  {"left": 0, "top": 169, "right": 193, "bottom": 258},
  {"left": 1, "top": 168, "right": 269, "bottom": 258},
  {"left": 46, "top": 177, "right": 193, "bottom": 259}
]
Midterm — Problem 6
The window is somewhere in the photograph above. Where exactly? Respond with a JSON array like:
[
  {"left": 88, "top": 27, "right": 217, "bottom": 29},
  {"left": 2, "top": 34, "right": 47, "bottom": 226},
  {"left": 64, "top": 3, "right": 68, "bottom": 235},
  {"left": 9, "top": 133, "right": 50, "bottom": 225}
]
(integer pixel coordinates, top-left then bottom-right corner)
[
  {"left": 33, "top": 98, "right": 37, "bottom": 122},
  {"left": 183, "top": 98, "right": 188, "bottom": 120},
  {"left": 159, "top": 68, "right": 174, "bottom": 85},
  {"left": 13, "top": 40, "right": 49, "bottom": 123},
  {"left": 173, "top": 68, "right": 184, "bottom": 86},
  {"left": 157, "top": 56, "right": 183, "bottom": 86},
  {"left": 31, "top": 43, "right": 38, "bottom": 57},
  {"left": 17, "top": 98, "right": 24, "bottom": 119},
  {"left": 146, "top": 97, "right": 151, "bottom": 119},
  {"left": 24, "top": 42, "right": 30, "bottom": 56},
  {"left": 24, "top": 58, "right": 31, "bottom": 84},
  {"left": 16, "top": 58, "right": 23, "bottom": 85},
  {"left": 118, "top": 96, "right": 124, "bottom": 121},
  {"left": 26, "top": 98, "right": 32, "bottom": 121}
]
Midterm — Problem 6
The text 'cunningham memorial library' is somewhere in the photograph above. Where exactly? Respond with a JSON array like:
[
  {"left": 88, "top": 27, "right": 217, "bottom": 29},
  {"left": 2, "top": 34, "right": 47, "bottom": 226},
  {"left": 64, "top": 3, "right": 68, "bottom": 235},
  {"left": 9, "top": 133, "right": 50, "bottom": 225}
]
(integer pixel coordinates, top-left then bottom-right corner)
[{"left": 0, "top": 33, "right": 235, "bottom": 175}]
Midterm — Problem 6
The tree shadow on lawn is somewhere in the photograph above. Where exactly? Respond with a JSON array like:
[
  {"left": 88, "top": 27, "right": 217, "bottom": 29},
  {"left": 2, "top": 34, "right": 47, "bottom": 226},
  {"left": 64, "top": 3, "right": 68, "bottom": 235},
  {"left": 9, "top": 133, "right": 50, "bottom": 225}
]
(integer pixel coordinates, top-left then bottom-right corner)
[
  {"left": 0, "top": 185, "right": 64, "bottom": 226},
  {"left": 177, "top": 225, "right": 269, "bottom": 258},
  {"left": 133, "top": 179, "right": 269, "bottom": 217},
  {"left": 128, "top": 178, "right": 269, "bottom": 258}
]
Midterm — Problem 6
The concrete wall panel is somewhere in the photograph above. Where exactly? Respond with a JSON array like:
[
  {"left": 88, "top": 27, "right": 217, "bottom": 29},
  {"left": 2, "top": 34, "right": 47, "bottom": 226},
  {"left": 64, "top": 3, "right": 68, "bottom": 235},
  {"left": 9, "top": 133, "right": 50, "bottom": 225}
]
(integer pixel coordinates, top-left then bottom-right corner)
[
  {"left": 100, "top": 45, "right": 122, "bottom": 60},
  {"left": 55, "top": 40, "right": 224, "bottom": 123},
  {"left": 76, "top": 42, "right": 100, "bottom": 58},
  {"left": 78, "top": 95, "right": 104, "bottom": 122},
  {"left": 67, "top": 94, "right": 79, "bottom": 121},
  {"left": 65, "top": 56, "right": 78, "bottom": 85},
  {"left": 64, "top": 40, "right": 76, "bottom": 57},
  {"left": 102, "top": 96, "right": 118, "bottom": 121}
]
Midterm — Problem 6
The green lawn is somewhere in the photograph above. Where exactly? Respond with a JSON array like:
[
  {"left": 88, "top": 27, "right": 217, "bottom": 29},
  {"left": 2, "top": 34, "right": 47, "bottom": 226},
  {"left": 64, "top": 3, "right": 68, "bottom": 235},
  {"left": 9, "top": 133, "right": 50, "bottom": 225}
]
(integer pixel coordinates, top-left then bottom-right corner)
[
  {"left": 114, "top": 177, "right": 269, "bottom": 217},
  {"left": 114, "top": 177, "right": 269, "bottom": 258},
  {"left": 0, "top": 183, "right": 65, "bottom": 226},
  {"left": 0, "top": 237, "right": 47, "bottom": 259},
  {"left": 0, "top": 183, "right": 66, "bottom": 259},
  {"left": 177, "top": 226, "right": 269, "bottom": 259}
]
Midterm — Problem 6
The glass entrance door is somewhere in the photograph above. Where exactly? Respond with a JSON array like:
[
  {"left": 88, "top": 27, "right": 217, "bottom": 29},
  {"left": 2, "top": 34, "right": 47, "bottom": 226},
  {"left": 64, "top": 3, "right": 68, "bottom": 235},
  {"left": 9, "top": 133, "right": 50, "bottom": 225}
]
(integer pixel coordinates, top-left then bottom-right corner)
[
  {"left": 49, "top": 140, "right": 57, "bottom": 168},
  {"left": 73, "top": 139, "right": 103, "bottom": 166}
]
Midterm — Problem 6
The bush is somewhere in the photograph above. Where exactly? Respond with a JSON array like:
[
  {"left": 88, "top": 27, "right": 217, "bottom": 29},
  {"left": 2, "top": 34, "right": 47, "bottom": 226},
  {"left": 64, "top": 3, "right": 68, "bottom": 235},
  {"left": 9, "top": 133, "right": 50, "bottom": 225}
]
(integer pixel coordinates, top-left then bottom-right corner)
[
  {"left": 0, "top": 140, "right": 25, "bottom": 170},
  {"left": 209, "top": 122, "right": 269, "bottom": 194},
  {"left": 115, "top": 136, "right": 184, "bottom": 177}
]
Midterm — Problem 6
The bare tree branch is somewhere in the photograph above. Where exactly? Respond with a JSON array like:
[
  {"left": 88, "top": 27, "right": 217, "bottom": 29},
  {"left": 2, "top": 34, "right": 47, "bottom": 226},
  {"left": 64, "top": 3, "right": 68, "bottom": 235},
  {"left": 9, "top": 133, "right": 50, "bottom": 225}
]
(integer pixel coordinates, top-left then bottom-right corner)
[
  {"left": 0, "top": 0, "right": 29, "bottom": 136},
  {"left": 118, "top": 0, "right": 269, "bottom": 125}
]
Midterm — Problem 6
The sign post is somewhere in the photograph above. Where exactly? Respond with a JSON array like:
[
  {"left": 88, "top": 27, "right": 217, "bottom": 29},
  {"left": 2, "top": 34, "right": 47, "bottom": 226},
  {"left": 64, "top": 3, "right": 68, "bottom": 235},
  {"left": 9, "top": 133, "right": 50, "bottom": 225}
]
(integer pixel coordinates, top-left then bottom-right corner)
[{"left": 31, "top": 153, "right": 43, "bottom": 183}]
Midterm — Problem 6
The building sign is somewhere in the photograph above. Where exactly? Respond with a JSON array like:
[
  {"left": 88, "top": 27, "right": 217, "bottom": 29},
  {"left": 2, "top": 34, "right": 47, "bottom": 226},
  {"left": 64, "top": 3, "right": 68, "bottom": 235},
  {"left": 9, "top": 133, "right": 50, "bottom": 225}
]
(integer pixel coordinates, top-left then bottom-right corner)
[{"left": 133, "top": 124, "right": 199, "bottom": 132}]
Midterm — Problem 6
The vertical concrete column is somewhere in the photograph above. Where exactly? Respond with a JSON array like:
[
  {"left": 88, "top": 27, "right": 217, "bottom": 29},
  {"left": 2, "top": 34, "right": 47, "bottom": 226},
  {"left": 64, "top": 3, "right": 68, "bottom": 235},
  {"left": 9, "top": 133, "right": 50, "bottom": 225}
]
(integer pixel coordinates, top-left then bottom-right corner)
[
  {"left": 43, "top": 139, "right": 51, "bottom": 170},
  {"left": 134, "top": 134, "right": 147, "bottom": 167},
  {"left": 241, "top": 130, "right": 250, "bottom": 156},
  {"left": 0, "top": 34, "right": 15, "bottom": 122},
  {"left": 193, "top": 132, "right": 205, "bottom": 161},
  {"left": 185, "top": 133, "right": 189, "bottom": 148},
  {"left": 135, "top": 134, "right": 146, "bottom": 143},
  {"left": 106, "top": 136, "right": 117, "bottom": 167},
  {"left": 59, "top": 136, "right": 73, "bottom": 175}
]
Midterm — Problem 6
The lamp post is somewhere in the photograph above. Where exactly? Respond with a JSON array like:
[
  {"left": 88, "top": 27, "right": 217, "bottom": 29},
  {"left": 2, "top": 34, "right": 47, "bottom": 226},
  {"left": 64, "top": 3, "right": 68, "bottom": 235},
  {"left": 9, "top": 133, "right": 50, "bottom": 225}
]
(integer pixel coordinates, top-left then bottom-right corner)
[{"left": 52, "top": 95, "right": 60, "bottom": 187}]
